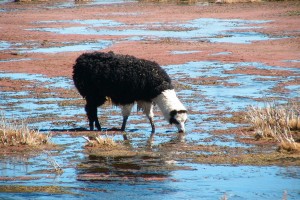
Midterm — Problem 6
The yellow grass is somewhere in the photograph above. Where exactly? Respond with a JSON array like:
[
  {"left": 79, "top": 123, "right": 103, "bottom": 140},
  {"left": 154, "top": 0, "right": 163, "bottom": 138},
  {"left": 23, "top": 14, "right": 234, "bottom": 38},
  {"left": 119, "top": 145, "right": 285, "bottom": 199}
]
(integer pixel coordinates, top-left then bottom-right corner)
[
  {"left": 0, "top": 114, "right": 51, "bottom": 146},
  {"left": 83, "top": 134, "right": 117, "bottom": 147},
  {"left": 246, "top": 102, "right": 300, "bottom": 152}
]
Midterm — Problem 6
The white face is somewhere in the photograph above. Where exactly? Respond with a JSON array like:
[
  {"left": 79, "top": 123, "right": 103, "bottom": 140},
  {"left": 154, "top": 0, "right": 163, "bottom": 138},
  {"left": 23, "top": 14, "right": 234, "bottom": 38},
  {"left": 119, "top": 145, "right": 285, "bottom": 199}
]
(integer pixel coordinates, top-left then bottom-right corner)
[
  {"left": 170, "top": 110, "right": 187, "bottom": 133},
  {"left": 175, "top": 112, "right": 188, "bottom": 133}
]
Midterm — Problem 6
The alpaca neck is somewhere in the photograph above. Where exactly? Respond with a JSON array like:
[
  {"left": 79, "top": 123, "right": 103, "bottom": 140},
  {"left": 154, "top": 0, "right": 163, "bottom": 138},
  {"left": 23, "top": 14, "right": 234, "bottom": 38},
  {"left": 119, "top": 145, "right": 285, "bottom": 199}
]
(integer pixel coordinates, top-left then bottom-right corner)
[{"left": 152, "top": 89, "right": 186, "bottom": 121}]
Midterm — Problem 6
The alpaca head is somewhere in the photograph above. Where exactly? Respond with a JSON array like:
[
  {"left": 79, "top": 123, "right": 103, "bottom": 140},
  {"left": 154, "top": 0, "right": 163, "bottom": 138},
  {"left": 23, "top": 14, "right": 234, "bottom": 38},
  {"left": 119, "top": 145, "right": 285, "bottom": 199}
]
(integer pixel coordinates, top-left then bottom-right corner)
[
  {"left": 169, "top": 110, "right": 187, "bottom": 133},
  {"left": 153, "top": 89, "right": 188, "bottom": 133}
]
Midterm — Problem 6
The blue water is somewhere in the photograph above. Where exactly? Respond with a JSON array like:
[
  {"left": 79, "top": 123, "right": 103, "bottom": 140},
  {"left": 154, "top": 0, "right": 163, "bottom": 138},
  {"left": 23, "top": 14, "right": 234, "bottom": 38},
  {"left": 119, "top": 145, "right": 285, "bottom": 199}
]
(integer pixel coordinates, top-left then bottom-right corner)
[
  {"left": 1, "top": 158, "right": 299, "bottom": 200},
  {"left": 28, "top": 18, "right": 277, "bottom": 44},
  {"left": 20, "top": 40, "right": 113, "bottom": 54},
  {"left": 0, "top": 60, "right": 299, "bottom": 200}
]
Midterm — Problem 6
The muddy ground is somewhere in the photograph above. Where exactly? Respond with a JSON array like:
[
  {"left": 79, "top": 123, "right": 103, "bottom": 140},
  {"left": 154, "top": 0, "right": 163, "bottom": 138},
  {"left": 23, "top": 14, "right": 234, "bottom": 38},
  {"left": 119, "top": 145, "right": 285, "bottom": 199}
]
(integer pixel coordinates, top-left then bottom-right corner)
[{"left": 0, "top": 0, "right": 300, "bottom": 199}]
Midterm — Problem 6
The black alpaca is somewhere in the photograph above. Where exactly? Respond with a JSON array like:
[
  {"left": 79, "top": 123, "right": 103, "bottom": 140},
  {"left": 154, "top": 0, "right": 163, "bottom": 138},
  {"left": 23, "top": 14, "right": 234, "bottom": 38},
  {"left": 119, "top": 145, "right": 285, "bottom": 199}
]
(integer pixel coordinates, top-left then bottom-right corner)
[{"left": 73, "top": 51, "right": 187, "bottom": 134}]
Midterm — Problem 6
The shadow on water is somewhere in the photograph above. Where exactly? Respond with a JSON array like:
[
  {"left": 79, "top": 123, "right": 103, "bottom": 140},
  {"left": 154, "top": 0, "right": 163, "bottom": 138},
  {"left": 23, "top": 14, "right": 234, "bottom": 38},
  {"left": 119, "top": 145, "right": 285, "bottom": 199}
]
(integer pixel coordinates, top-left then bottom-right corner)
[{"left": 77, "top": 154, "right": 180, "bottom": 182}]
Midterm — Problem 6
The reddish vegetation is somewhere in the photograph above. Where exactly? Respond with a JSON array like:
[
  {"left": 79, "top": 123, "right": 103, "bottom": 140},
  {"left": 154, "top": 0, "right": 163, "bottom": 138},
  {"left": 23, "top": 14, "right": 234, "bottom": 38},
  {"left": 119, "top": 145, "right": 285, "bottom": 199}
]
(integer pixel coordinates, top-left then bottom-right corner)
[{"left": 0, "top": 0, "right": 299, "bottom": 79}]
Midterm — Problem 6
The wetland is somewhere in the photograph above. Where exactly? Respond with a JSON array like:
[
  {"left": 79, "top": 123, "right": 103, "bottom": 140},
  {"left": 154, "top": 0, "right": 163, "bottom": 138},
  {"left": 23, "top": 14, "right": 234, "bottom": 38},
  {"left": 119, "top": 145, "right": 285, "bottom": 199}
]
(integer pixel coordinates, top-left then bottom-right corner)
[{"left": 0, "top": 0, "right": 299, "bottom": 199}]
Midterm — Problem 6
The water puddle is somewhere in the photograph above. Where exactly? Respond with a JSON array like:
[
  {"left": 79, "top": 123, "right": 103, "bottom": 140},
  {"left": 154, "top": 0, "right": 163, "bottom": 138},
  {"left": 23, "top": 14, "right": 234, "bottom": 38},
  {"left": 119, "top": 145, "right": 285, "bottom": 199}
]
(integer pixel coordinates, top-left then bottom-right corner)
[
  {"left": 0, "top": 41, "right": 10, "bottom": 51},
  {"left": 0, "top": 0, "right": 137, "bottom": 10},
  {"left": 1, "top": 58, "right": 299, "bottom": 142},
  {"left": 30, "top": 18, "right": 277, "bottom": 44},
  {"left": 211, "top": 51, "right": 232, "bottom": 56},
  {"left": 46, "top": 0, "right": 137, "bottom": 9},
  {"left": 0, "top": 72, "right": 73, "bottom": 88},
  {"left": 285, "top": 85, "right": 300, "bottom": 93},
  {"left": 0, "top": 62, "right": 299, "bottom": 199},
  {"left": 283, "top": 59, "right": 300, "bottom": 63},
  {"left": 0, "top": 40, "right": 113, "bottom": 54},
  {"left": 171, "top": 50, "right": 201, "bottom": 55},
  {"left": 0, "top": 18, "right": 284, "bottom": 54},
  {"left": 1, "top": 155, "right": 299, "bottom": 200},
  {"left": 0, "top": 72, "right": 85, "bottom": 130},
  {"left": 20, "top": 40, "right": 113, "bottom": 54},
  {"left": 164, "top": 61, "right": 300, "bottom": 111},
  {"left": 0, "top": 0, "right": 12, "bottom": 4},
  {"left": 0, "top": 58, "right": 32, "bottom": 62}
]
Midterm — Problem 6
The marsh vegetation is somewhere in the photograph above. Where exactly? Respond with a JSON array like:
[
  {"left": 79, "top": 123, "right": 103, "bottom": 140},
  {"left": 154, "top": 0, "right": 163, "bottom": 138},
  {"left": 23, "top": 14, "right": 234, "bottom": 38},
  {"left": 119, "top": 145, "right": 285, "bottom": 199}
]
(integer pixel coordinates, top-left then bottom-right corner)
[
  {"left": 246, "top": 102, "right": 300, "bottom": 152},
  {"left": 0, "top": 113, "right": 51, "bottom": 147}
]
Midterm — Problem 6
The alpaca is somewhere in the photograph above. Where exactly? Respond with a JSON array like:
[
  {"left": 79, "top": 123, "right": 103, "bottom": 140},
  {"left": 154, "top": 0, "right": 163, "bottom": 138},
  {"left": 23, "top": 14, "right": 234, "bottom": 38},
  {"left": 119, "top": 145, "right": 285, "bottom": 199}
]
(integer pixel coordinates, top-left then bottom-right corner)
[{"left": 73, "top": 51, "right": 187, "bottom": 136}]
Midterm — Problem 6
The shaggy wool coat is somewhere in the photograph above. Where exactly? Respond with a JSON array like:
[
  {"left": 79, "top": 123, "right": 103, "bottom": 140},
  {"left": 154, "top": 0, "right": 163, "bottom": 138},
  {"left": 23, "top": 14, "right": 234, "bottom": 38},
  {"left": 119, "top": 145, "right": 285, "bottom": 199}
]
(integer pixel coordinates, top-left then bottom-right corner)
[{"left": 73, "top": 51, "right": 174, "bottom": 106}]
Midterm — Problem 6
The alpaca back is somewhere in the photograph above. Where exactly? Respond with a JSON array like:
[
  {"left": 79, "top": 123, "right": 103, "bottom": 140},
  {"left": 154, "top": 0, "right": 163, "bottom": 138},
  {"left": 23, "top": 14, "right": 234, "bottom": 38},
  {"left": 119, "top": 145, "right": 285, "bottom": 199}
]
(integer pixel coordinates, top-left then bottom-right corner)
[{"left": 73, "top": 51, "right": 174, "bottom": 105}]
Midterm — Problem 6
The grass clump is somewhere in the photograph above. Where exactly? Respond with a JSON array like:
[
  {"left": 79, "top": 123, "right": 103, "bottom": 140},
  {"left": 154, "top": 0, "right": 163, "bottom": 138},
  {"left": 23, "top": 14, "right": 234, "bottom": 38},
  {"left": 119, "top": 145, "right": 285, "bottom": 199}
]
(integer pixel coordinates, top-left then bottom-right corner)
[
  {"left": 83, "top": 134, "right": 117, "bottom": 147},
  {"left": 0, "top": 185, "right": 71, "bottom": 195},
  {"left": 246, "top": 102, "right": 300, "bottom": 152},
  {"left": 0, "top": 114, "right": 51, "bottom": 146}
]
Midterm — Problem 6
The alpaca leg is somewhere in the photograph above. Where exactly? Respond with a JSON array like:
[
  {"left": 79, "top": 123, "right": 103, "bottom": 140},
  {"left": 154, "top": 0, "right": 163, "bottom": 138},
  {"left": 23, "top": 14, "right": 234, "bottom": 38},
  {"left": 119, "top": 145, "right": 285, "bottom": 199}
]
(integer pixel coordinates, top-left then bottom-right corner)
[
  {"left": 120, "top": 103, "right": 134, "bottom": 131},
  {"left": 137, "top": 101, "right": 155, "bottom": 133},
  {"left": 85, "top": 96, "right": 106, "bottom": 131},
  {"left": 85, "top": 104, "right": 100, "bottom": 131},
  {"left": 149, "top": 117, "right": 155, "bottom": 134},
  {"left": 94, "top": 116, "right": 101, "bottom": 131}
]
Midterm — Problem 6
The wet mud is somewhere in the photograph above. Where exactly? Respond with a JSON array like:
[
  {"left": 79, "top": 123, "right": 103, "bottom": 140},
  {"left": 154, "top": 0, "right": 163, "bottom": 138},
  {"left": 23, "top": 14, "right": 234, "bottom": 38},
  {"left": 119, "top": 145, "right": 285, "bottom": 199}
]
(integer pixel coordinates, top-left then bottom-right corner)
[{"left": 0, "top": 0, "right": 300, "bottom": 199}]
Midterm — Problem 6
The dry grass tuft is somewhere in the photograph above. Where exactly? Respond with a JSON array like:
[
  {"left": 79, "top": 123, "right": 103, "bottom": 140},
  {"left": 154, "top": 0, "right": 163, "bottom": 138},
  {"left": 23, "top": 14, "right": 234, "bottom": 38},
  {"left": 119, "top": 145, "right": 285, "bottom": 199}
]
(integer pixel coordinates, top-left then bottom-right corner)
[
  {"left": 246, "top": 102, "right": 300, "bottom": 152},
  {"left": 0, "top": 114, "right": 51, "bottom": 146},
  {"left": 83, "top": 134, "right": 117, "bottom": 147}
]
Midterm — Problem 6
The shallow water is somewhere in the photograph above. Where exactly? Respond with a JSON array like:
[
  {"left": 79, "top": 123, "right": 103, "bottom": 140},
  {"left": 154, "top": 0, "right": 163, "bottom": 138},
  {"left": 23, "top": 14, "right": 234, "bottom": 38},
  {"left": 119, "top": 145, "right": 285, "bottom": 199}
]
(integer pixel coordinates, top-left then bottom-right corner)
[
  {"left": 1, "top": 155, "right": 299, "bottom": 200},
  {"left": 0, "top": 5, "right": 300, "bottom": 198},
  {"left": 21, "top": 40, "right": 113, "bottom": 54},
  {"left": 48, "top": 0, "right": 137, "bottom": 9},
  {"left": 0, "top": 57, "right": 299, "bottom": 139},
  {"left": 0, "top": 41, "right": 10, "bottom": 50},
  {"left": 28, "top": 18, "right": 277, "bottom": 47},
  {"left": 0, "top": 17, "right": 282, "bottom": 54},
  {"left": 165, "top": 61, "right": 300, "bottom": 112},
  {"left": 0, "top": 40, "right": 113, "bottom": 54},
  {"left": 1, "top": 64, "right": 299, "bottom": 199}
]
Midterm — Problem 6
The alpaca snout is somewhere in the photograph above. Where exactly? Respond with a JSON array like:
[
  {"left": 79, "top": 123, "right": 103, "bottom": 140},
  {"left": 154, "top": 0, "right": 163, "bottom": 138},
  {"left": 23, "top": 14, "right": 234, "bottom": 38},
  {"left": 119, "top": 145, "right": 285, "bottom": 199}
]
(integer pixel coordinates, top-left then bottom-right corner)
[{"left": 176, "top": 123, "right": 185, "bottom": 133}]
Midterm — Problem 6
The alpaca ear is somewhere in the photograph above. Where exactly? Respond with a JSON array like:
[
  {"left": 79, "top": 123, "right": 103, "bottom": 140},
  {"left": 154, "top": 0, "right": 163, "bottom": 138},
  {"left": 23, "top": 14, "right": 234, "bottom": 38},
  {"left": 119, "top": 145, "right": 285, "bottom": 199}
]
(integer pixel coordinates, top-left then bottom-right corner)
[
  {"left": 177, "top": 110, "right": 187, "bottom": 114},
  {"left": 169, "top": 110, "right": 179, "bottom": 124},
  {"left": 170, "top": 110, "right": 178, "bottom": 117}
]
